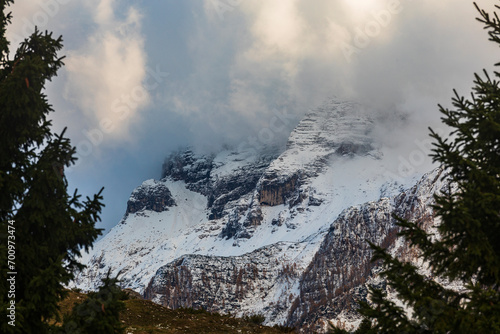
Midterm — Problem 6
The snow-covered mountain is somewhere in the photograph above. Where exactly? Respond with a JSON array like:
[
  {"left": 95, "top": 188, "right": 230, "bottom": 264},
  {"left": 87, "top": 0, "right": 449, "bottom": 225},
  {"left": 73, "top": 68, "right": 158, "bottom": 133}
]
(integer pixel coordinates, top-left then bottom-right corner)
[{"left": 73, "top": 99, "right": 444, "bottom": 332}]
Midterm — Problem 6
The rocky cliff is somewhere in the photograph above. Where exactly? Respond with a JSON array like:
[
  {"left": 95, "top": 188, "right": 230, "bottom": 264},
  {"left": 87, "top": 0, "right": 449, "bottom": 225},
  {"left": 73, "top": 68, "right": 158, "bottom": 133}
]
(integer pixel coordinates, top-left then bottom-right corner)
[
  {"left": 126, "top": 180, "right": 176, "bottom": 214},
  {"left": 287, "top": 168, "right": 445, "bottom": 332},
  {"left": 73, "top": 99, "right": 442, "bottom": 332},
  {"left": 141, "top": 169, "right": 445, "bottom": 331}
]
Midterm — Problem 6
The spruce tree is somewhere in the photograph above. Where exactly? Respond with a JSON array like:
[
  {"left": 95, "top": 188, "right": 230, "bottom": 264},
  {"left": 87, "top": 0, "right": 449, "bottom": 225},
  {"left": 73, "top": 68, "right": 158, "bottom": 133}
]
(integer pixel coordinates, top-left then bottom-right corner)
[
  {"left": 57, "top": 272, "right": 127, "bottom": 334},
  {"left": 331, "top": 2, "right": 500, "bottom": 333},
  {"left": 0, "top": 1, "right": 104, "bottom": 333}
]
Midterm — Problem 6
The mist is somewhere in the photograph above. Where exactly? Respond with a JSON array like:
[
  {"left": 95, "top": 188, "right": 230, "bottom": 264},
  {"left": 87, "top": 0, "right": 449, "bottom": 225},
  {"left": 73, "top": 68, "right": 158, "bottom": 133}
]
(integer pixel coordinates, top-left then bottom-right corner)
[{"left": 5, "top": 0, "right": 498, "bottom": 233}]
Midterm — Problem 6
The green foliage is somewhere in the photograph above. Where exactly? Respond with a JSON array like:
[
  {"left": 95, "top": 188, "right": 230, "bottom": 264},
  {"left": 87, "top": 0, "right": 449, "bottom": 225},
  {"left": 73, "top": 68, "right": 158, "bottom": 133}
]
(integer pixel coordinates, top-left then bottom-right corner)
[
  {"left": 329, "top": 318, "right": 376, "bottom": 334},
  {"left": 335, "top": 2, "right": 500, "bottom": 333},
  {"left": 56, "top": 272, "right": 127, "bottom": 334},
  {"left": 0, "top": 1, "right": 104, "bottom": 333},
  {"left": 0, "top": 0, "right": 12, "bottom": 61}
]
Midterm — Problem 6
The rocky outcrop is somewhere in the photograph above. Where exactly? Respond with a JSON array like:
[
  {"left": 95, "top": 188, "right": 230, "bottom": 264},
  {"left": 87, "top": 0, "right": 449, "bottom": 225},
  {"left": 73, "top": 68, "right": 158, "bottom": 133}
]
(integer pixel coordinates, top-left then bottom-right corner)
[
  {"left": 145, "top": 242, "right": 306, "bottom": 324},
  {"left": 161, "top": 150, "right": 214, "bottom": 194},
  {"left": 126, "top": 180, "right": 176, "bottom": 214},
  {"left": 275, "top": 100, "right": 378, "bottom": 177},
  {"left": 288, "top": 199, "right": 397, "bottom": 332},
  {"left": 74, "top": 98, "right": 441, "bottom": 333},
  {"left": 219, "top": 203, "right": 264, "bottom": 240},
  {"left": 285, "top": 100, "right": 373, "bottom": 152},
  {"left": 259, "top": 173, "right": 300, "bottom": 206},
  {"left": 335, "top": 141, "right": 374, "bottom": 157},
  {"left": 144, "top": 169, "right": 447, "bottom": 331},
  {"left": 162, "top": 149, "right": 277, "bottom": 221},
  {"left": 287, "top": 168, "right": 445, "bottom": 332},
  {"left": 207, "top": 156, "right": 275, "bottom": 220}
]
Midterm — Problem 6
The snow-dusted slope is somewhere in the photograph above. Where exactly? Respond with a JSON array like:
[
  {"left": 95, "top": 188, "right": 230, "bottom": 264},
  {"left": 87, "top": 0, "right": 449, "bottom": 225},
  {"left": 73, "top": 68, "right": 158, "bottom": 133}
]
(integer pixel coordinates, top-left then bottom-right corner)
[
  {"left": 73, "top": 99, "right": 441, "bottom": 332},
  {"left": 288, "top": 168, "right": 446, "bottom": 332}
]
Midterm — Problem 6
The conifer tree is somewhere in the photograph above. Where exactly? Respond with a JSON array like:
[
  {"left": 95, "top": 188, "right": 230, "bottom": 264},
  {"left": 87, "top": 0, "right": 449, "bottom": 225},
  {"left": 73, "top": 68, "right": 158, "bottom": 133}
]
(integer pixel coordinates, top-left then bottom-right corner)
[
  {"left": 0, "top": 1, "right": 104, "bottom": 333},
  {"left": 57, "top": 272, "right": 127, "bottom": 334},
  {"left": 332, "top": 2, "right": 500, "bottom": 333}
]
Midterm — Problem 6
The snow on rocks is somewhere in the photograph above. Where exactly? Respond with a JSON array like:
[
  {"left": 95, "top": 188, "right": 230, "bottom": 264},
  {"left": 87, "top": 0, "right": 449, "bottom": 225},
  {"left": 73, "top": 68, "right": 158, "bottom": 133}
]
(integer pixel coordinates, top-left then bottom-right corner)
[{"left": 73, "top": 98, "right": 443, "bottom": 332}]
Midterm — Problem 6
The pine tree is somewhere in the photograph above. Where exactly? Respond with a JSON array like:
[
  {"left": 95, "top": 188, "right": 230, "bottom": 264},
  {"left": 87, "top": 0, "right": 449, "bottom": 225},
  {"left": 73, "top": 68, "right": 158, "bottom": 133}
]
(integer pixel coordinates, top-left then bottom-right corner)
[
  {"left": 0, "top": 1, "right": 104, "bottom": 333},
  {"left": 57, "top": 272, "right": 127, "bottom": 334},
  {"left": 331, "top": 2, "right": 500, "bottom": 333}
]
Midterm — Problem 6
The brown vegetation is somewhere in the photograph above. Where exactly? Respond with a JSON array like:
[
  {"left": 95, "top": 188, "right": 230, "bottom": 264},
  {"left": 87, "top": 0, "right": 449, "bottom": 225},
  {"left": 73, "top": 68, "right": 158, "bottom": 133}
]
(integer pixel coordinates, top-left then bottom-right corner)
[{"left": 54, "top": 289, "right": 294, "bottom": 333}]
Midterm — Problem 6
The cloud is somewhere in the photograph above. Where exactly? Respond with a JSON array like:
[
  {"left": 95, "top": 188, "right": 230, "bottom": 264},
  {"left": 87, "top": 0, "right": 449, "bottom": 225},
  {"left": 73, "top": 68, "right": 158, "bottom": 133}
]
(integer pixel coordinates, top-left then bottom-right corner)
[
  {"left": 63, "top": 0, "right": 148, "bottom": 141},
  {"left": 161, "top": 0, "right": 498, "bottom": 155},
  {"left": 8, "top": 1, "right": 496, "bottom": 233},
  {"left": 11, "top": 0, "right": 495, "bottom": 156},
  {"left": 6, "top": 0, "right": 78, "bottom": 51}
]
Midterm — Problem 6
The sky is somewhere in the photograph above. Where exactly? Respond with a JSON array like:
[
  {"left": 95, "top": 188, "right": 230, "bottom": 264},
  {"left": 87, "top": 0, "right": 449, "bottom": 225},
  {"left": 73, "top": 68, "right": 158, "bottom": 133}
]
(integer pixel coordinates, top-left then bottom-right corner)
[{"left": 6, "top": 0, "right": 499, "bottom": 236}]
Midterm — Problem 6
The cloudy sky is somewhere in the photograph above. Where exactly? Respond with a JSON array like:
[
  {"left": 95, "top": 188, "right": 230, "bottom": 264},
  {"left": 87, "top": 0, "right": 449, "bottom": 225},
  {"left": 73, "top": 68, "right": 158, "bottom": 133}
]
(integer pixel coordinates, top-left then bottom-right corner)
[{"left": 6, "top": 0, "right": 498, "bottom": 235}]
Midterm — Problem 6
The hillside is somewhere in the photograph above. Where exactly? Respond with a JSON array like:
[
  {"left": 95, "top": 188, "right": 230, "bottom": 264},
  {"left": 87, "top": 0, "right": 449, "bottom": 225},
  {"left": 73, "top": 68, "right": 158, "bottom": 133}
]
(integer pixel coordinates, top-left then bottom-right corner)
[{"left": 54, "top": 290, "right": 295, "bottom": 334}]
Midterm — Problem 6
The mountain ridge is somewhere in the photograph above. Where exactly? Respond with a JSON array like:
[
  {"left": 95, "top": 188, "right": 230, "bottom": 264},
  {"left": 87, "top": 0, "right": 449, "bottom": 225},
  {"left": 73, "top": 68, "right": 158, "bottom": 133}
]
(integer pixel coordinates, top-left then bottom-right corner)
[{"left": 73, "top": 98, "right": 442, "bottom": 332}]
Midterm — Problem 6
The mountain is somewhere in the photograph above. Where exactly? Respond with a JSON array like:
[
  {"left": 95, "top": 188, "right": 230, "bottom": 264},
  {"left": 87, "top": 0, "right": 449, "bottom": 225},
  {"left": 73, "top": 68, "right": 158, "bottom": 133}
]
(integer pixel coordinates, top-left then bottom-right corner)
[{"left": 73, "top": 99, "right": 444, "bottom": 332}]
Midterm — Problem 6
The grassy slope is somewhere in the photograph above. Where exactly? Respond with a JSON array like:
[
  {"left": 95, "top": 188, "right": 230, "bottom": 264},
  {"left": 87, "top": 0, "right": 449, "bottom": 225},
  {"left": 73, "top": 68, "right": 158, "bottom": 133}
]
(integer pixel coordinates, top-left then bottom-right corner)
[{"left": 55, "top": 290, "right": 295, "bottom": 334}]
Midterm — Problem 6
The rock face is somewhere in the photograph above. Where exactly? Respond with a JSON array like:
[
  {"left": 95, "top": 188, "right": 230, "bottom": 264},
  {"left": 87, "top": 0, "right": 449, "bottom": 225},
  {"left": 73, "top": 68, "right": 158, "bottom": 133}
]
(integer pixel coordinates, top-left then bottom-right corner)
[
  {"left": 144, "top": 242, "right": 305, "bottom": 321},
  {"left": 74, "top": 99, "right": 442, "bottom": 332},
  {"left": 162, "top": 149, "right": 278, "bottom": 221},
  {"left": 142, "top": 169, "right": 445, "bottom": 332},
  {"left": 126, "top": 180, "right": 176, "bottom": 214},
  {"left": 161, "top": 150, "right": 213, "bottom": 194},
  {"left": 287, "top": 168, "right": 445, "bottom": 332},
  {"left": 259, "top": 173, "right": 300, "bottom": 206}
]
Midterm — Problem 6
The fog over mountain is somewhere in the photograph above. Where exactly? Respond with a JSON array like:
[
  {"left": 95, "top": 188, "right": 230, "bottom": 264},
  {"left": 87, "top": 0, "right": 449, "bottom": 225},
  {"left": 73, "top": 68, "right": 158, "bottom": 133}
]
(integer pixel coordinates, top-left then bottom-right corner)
[
  {"left": 6, "top": 0, "right": 497, "bottom": 232},
  {"left": 73, "top": 99, "right": 452, "bottom": 332}
]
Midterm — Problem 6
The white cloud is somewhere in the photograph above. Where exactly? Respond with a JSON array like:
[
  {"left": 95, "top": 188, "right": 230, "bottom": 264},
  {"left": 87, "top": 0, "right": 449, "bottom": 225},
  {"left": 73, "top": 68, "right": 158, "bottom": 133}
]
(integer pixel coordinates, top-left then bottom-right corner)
[
  {"left": 63, "top": 0, "right": 148, "bottom": 140},
  {"left": 6, "top": 0, "right": 77, "bottom": 51},
  {"left": 157, "top": 0, "right": 498, "bottom": 156}
]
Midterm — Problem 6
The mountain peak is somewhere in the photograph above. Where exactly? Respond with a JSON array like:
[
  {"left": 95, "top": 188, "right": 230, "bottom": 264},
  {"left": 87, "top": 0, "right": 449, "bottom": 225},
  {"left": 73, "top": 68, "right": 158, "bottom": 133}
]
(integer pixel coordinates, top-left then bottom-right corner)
[{"left": 73, "top": 98, "right": 441, "bottom": 332}]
